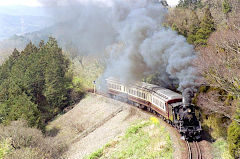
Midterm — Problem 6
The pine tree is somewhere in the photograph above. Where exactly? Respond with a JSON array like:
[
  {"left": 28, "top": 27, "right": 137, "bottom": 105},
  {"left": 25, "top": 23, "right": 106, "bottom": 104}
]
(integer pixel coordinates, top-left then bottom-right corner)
[
  {"left": 177, "top": 0, "right": 202, "bottom": 9},
  {"left": 194, "top": 8, "right": 215, "bottom": 46},
  {"left": 21, "top": 41, "right": 38, "bottom": 56},
  {"left": 0, "top": 37, "right": 72, "bottom": 128},
  {"left": 187, "top": 11, "right": 200, "bottom": 44}
]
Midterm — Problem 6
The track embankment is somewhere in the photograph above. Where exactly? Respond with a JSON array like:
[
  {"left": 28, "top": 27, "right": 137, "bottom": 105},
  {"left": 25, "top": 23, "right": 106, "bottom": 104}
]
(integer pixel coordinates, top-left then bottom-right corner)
[{"left": 46, "top": 93, "right": 193, "bottom": 159}]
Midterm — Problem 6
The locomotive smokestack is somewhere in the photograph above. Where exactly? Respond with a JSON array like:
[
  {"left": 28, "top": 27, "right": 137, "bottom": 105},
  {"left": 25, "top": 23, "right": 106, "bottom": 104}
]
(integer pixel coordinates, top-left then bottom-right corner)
[{"left": 182, "top": 88, "right": 194, "bottom": 107}]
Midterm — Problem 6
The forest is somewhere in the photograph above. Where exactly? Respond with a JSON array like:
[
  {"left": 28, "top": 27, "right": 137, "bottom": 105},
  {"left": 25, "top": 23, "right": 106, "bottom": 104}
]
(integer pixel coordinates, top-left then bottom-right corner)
[
  {"left": 165, "top": 0, "right": 240, "bottom": 158},
  {"left": 0, "top": 0, "right": 239, "bottom": 158}
]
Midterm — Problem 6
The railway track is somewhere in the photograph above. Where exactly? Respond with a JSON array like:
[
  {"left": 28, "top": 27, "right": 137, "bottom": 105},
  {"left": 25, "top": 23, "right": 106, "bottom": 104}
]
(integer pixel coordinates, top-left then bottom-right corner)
[
  {"left": 187, "top": 141, "right": 202, "bottom": 159},
  {"left": 92, "top": 91, "right": 203, "bottom": 159}
]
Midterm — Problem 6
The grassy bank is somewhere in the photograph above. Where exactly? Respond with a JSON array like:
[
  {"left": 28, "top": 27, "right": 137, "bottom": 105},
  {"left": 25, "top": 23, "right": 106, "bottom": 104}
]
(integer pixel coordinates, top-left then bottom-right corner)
[
  {"left": 213, "top": 138, "right": 233, "bottom": 159},
  {"left": 85, "top": 117, "right": 173, "bottom": 159}
]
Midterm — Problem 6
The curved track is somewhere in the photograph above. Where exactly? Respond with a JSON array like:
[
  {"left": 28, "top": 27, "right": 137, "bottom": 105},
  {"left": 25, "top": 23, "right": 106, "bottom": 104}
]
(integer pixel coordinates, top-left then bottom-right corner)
[
  {"left": 93, "top": 91, "right": 203, "bottom": 159},
  {"left": 187, "top": 141, "right": 202, "bottom": 159}
]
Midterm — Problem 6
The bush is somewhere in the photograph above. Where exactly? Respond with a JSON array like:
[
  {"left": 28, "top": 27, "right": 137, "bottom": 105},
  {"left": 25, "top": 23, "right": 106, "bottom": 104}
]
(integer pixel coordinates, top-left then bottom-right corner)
[
  {"left": 0, "top": 120, "right": 67, "bottom": 159},
  {"left": 213, "top": 138, "right": 233, "bottom": 159},
  {"left": 228, "top": 121, "right": 240, "bottom": 158},
  {"left": 0, "top": 138, "right": 12, "bottom": 158},
  {"left": 202, "top": 113, "right": 229, "bottom": 139},
  {"left": 222, "top": 0, "right": 232, "bottom": 14}
]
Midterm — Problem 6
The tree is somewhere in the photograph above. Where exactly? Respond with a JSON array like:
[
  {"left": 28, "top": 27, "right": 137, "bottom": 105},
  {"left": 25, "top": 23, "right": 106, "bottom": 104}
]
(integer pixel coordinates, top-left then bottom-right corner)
[
  {"left": 194, "top": 8, "right": 215, "bottom": 46},
  {"left": 165, "top": 9, "right": 200, "bottom": 39},
  {"left": 187, "top": 11, "right": 200, "bottom": 44},
  {"left": 177, "top": 0, "right": 202, "bottom": 9},
  {"left": 196, "top": 19, "right": 240, "bottom": 156},
  {"left": 228, "top": 111, "right": 240, "bottom": 158},
  {"left": 0, "top": 37, "right": 72, "bottom": 128},
  {"left": 21, "top": 41, "right": 38, "bottom": 56}
]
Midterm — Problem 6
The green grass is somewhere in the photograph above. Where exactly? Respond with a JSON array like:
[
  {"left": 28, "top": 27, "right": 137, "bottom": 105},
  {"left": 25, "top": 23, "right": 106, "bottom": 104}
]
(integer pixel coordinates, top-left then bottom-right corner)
[
  {"left": 213, "top": 138, "right": 233, "bottom": 159},
  {"left": 87, "top": 148, "right": 104, "bottom": 159},
  {"left": 85, "top": 118, "right": 173, "bottom": 159},
  {"left": 0, "top": 138, "right": 12, "bottom": 158}
]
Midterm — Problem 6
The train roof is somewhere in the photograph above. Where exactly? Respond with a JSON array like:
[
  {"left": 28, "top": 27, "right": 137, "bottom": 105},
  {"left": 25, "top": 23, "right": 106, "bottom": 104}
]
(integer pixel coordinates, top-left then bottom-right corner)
[{"left": 106, "top": 77, "right": 182, "bottom": 100}]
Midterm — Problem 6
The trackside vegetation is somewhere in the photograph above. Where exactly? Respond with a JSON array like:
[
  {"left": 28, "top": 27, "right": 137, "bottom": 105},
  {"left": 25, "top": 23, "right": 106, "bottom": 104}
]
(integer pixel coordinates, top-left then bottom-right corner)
[
  {"left": 85, "top": 117, "right": 173, "bottom": 159},
  {"left": 165, "top": 0, "right": 240, "bottom": 157}
]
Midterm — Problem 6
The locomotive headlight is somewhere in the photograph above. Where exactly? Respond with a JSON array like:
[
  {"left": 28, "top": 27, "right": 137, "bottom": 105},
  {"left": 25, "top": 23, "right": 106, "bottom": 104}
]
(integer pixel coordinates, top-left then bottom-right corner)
[{"left": 187, "top": 108, "right": 191, "bottom": 113}]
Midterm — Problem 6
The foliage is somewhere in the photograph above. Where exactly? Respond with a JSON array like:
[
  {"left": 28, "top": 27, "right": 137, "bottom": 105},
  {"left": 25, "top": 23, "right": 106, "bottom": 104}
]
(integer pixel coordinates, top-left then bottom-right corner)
[
  {"left": 86, "top": 119, "right": 173, "bottom": 159},
  {"left": 227, "top": 112, "right": 240, "bottom": 158},
  {"left": 0, "top": 138, "right": 12, "bottom": 158},
  {"left": 87, "top": 148, "right": 104, "bottom": 159},
  {"left": 0, "top": 120, "right": 67, "bottom": 159},
  {"left": 222, "top": 0, "right": 232, "bottom": 14},
  {"left": 0, "top": 37, "right": 74, "bottom": 128},
  {"left": 213, "top": 138, "right": 233, "bottom": 159},
  {"left": 71, "top": 55, "right": 104, "bottom": 90},
  {"left": 201, "top": 113, "right": 229, "bottom": 139},
  {"left": 177, "top": 0, "right": 202, "bottom": 9},
  {"left": 194, "top": 8, "right": 215, "bottom": 46},
  {"left": 165, "top": 9, "right": 200, "bottom": 40},
  {"left": 197, "top": 26, "right": 240, "bottom": 113}
]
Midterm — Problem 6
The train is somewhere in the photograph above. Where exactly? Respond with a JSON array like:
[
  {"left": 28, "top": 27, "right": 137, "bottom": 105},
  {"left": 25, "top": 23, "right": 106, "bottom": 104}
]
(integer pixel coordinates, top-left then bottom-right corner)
[{"left": 105, "top": 77, "right": 202, "bottom": 140}]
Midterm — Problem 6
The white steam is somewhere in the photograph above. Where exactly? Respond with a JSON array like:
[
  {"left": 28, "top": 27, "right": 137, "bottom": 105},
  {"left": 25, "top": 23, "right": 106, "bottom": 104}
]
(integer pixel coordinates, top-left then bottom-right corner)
[{"left": 39, "top": 0, "right": 199, "bottom": 92}]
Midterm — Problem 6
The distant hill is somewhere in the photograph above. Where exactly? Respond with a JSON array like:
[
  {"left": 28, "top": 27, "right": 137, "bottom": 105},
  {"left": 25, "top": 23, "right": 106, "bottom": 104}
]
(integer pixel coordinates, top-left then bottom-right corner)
[{"left": 0, "top": 13, "right": 52, "bottom": 40}]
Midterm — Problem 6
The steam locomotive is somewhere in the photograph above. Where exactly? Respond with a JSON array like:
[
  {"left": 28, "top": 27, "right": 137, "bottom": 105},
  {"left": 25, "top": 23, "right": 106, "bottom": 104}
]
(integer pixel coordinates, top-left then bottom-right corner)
[{"left": 105, "top": 77, "right": 202, "bottom": 140}]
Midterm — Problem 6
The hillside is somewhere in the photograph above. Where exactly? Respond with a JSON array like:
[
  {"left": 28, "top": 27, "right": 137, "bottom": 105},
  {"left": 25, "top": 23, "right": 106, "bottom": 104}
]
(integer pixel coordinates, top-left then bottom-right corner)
[
  {"left": 0, "top": 14, "right": 52, "bottom": 40},
  {"left": 46, "top": 94, "right": 188, "bottom": 159}
]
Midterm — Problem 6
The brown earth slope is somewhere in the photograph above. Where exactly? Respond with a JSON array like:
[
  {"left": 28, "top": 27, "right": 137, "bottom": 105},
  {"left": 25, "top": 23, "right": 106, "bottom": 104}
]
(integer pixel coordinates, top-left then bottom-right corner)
[{"left": 46, "top": 94, "right": 195, "bottom": 159}]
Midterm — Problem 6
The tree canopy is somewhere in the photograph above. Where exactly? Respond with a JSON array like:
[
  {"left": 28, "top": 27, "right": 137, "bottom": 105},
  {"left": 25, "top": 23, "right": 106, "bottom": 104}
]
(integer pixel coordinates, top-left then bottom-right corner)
[{"left": 0, "top": 37, "right": 71, "bottom": 129}]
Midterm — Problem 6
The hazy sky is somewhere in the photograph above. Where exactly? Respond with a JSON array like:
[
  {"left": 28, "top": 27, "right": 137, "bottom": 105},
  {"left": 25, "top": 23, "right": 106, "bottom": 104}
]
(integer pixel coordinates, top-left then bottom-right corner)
[{"left": 0, "top": 0, "right": 179, "bottom": 6}]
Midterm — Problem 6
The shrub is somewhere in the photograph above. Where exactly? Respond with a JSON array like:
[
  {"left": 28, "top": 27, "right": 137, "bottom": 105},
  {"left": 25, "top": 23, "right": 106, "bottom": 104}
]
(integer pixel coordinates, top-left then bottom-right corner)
[
  {"left": 0, "top": 138, "right": 12, "bottom": 158},
  {"left": 228, "top": 121, "right": 240, "bottom": 158},
  {"left": 213, "top": 138, "right": 233, "bottom": 159},
  {"left": 0, "top": 120, "right": 67, "bottom": 159},
  {"left": 222, "top": 0, "right": 232, "bottom": 14}
]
